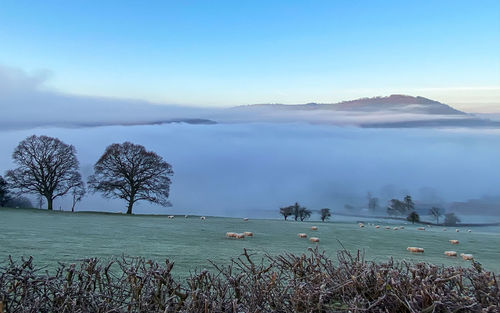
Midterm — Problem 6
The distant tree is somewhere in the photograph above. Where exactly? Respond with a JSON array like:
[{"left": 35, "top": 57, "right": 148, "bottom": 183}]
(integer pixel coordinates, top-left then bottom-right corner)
[
  {"left": 88, "top": 142, "right": 174, "bottom": 214},
  {"left": 292, "top": 202, "right": 301, "bottom": 221},
  {"left": 407, "top": 211, "right": 420, "bottom": 224},
  {"left": 429, "top": 207, "right": 444, "bottom": 224},
  {"left": 71, "top": 182, "right": 86, "bottom": 212},
  {"left": 367, "top": 192, "right": 379, "bottom": 210},
  {"left": 298, "top": 207, "right": 312, "bottom": 221},
  {"left": 0, "top": 175, "right": 11, "bottom": 207},
  {"left": 404, "top": 195, "right": 415, "bottom": 211},
  {"left": 387, "top": 199, "right": 406, "bottom": 216},
  {"left": 279, "top": 205, "right": 293, "bottom": 220},
  {"left": 320, "top": 208, "right": 331, "bottom": 222},
  {"left": 444, "top": 213, "right": 461, "bottom": 226},
  {"left": 4, "top": 196, "right": 34, "bottom": 208},
  {"left": 6, "top": 135, "right": 84, "bottom": 210}
]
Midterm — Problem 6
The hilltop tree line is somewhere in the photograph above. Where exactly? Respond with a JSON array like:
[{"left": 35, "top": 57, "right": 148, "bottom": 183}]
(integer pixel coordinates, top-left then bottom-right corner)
[{"left": 0, "top": 135, "right": 173, "bottom": 214}]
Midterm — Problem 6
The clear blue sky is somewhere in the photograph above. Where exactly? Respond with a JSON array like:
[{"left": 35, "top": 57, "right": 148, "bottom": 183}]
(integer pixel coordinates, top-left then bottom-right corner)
[{"left": 1, "top": 0, "right": 499, "bottom": 110}]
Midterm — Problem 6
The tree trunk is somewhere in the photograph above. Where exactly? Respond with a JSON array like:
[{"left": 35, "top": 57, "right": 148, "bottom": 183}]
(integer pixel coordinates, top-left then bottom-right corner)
[
  {"left": 47, "top": 197, "right": 53, "bottom": 211},
  {"left": 126, "top": 201, "right": 134, "bottom": 215}
]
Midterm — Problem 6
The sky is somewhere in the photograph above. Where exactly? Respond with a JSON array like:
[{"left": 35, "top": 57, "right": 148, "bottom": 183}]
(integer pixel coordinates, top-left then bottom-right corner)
[{"left": 1, "top": 0, "right": 499, "bottom": 111}]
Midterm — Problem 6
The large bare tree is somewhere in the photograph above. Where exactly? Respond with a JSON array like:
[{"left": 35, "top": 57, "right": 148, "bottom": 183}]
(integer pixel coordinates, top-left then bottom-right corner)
[
  {"left": 88, "top": 142, "right": 173, "bottom": 214},
  {"left": 6, "top": 135, "right": 84, "bottom": 210}
]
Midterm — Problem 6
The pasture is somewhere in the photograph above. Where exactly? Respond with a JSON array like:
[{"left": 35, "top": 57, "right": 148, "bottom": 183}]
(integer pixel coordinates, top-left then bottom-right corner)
[{"left": 1, "top": 208, "right": 499, "bottom": 277}]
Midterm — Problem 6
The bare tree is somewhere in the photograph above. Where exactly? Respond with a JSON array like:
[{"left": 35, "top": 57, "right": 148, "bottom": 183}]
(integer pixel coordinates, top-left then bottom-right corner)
[
  {"left": 71, "top": 182, "right": 86, "bottom": 212},
  {"left": 88, "top": 142, "right": 174, "bottom": 214},
  {"left": 6, "top": 135, "right": 83, "bottom": 210},
  {"left": 299, "top": 206, "right": 312, "bottom": 221},
  {"left": 429, "top": 207, "right": 444, "bottom": 224},
  {"left": 320, "top": 208, "right": 331, "bottom": 222},
  {"left": 279, "top": 206, "right": 293, "bottom": 220}
]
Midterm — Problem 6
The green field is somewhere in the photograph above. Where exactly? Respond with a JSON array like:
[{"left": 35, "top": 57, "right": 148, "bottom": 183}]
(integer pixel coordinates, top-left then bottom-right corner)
[{"left": 1, "top": 208, "right": 499, "bottom": 277}]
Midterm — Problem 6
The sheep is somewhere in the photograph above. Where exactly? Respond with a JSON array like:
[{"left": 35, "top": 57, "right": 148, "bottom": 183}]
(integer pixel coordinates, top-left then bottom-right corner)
[
  {"left": 400, "top": 226, "right": 404, "bottom": 229},
  {"left": 311, "top": 226, "right": 318, "bottom": 231},
  {"left": 456, "top": 229, "right": 460, "bottom": 232},
  {"left": 375, "top": 225, "right": 380, "bottom": 229},
  {"left": 449, "top": 239, "right": 459, "bottom": 245},
  {"left": 243, "top": 231, "right": 253, "bottom": 237},
  {"left": 443, "top": 228, "right": 447, "bottom": 231},
  {"left": 393, "top": 227, "right": 399, "bottom": 230},
  {"left": 235, "top": 233, "right": 245, "bottom": 239},
  {"left": 168, "top": 215, "right": 174, "bottom": 219},
  {"left": 407, "top": 247, "right": 424, "bottom": 253},
  {"left": 185, "top": 215, "right": 189, "bottom": 218},
  {"left": 358, "top": 223, "right": 365, "bottom": 228},
  {"left": 444, "top": 251, "right": 457, "bottom": 257},
  {"left": 298, "top": 233, "right": 307, "bottom": 238},
  {"left": 468, "top": 229, "right": 472, "bottom": 233},
  {"left": 226, "top": 232, "right": 237, "bottom": 238},
  {"left": 200, "top": 216, "right": 206, "bottom": 220},
  {"left": 384, "top": 226, "right": 391, "bottom": 230},
  {"left": 309, "top": 237, "right": 320, "bottom": 243},
  {"left": 461, "top": 253, "right": 474, "bottom": 260},
  {"left": 243, "top": 218, "right": 249, "bottom": 221},
  {"left": 417, "top": 227, "right": 426, "bottom": 231}
]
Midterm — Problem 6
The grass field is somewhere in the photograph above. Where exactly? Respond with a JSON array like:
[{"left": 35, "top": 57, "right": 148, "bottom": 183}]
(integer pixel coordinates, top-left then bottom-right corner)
[{"left": 1, "top": 208, "right": 499, "bottom": 277}]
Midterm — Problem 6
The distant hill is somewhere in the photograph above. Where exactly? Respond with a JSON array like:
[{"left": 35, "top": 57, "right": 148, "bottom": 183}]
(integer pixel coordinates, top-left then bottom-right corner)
[{"left": 237, "top": 94, "right": 467, "bottom": 115}]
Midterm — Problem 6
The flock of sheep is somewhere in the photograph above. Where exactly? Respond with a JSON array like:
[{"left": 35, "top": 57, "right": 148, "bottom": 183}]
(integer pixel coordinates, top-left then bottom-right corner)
[
  {"left": 166, "top": 215, "right": 476, "bottom": 261},
  {"left": 358, "top": 222, "right": 475, "bottom": 261}
]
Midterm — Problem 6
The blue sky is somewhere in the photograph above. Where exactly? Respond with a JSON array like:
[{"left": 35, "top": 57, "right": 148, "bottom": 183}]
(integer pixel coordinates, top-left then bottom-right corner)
[{"left": 1, "top": 0, "right": 499, "bottom": 110}]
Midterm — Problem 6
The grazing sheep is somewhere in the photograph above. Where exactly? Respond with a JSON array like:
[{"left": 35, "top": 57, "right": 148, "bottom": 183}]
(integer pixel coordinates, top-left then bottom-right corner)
[
  {"left": 468, "top": 229, "right": 472, "bottom": 233},
  {"left": 235, "top": 233, "right": 245, "bottom": 239},
  {"left": 444, "top": 251, "right": 457, "bottom": 257},
  {"left": 375, "top": 225, "right": 380, "bottom": 229},
  {"left": 449, "top": 240, "right": 459, "bottom": 245},
  {"left": 298, "top": 233, "right": 307, "bottom": 238},
  {"left": 168, "top": 215, "right": 174, "bottom": 219},
  {"left": 200, "top": 216, "right": 206, "bottom": 220},
  {"left": 393, "top": 227, "right": 399, "bottom": 230},
  {"left": 185, "top": 215, "right": 189, "bottom": 218},
  {"left": 384, "top": 226, "right": 391, "bottom": 230},
  {"left": 417, "top": 227, "right": 425, "bottom": 231},
  {"left": 358, "top": 223, "right": 365, "bottom": 228},
  {"left": 309, "top": 237, "right": 320, "bottom": 243},
  {"left": 456, "top": 229, "right": 460, "bottom": 232},
  {"left": 407, "top": 247, "right": 424, "bottom": 253},
  {"left": 311, "top": 226, "right": 318, "bottom": 231},
  {"left": 461, "top": 253, "right": 474, "bottom": 260},
  {"left": 243, "top": 231, "right": 253, "bottom": 237},
  {"left": 243, "top": 218, "right": 249, "bottom": 221},
  {"left": 226, "top": 232, "right": 237, "bottom": 238}
]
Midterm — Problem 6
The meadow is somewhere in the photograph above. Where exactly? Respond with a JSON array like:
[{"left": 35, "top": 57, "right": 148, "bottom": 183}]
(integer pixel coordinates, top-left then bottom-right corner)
[{"left": 1, "top": 207, "right": 498, "bottom": 277}]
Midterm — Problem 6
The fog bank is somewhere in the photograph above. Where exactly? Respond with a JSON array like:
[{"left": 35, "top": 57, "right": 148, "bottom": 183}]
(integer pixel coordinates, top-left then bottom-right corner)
[{"left": 0, "top": 123, "right": 498, "bottom": 219}]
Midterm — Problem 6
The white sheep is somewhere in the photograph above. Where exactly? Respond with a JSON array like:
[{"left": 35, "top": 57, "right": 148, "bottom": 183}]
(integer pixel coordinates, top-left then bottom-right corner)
[
  {"left": 444, "top": 251, "right": 457, "bottom": 257},
  {"left": 461, "top": 253, "right": 474, "bottom": 260},
  {"left": 407, "top": 247, "right": 424, "bottom": 253},
  {"left": 309, "top": 237, "right": 320, "bottom": 243},
  {"left": 298, "top": 233, "right": 307, "bottom": 238}
]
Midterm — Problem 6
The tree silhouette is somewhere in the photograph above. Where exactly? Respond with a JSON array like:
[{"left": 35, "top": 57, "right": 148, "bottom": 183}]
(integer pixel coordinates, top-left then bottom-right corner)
[
  {"left": 279, "top": 206, "right": 293, "bottom": 220},
  {"left": 0, "top": 175, "right": 11, "bottom": 207},
  {"left": 88, "top": 142, "right": 173, "bottom": 214},
  {"left": 320, "top": 208, "right": 331, "bottom": 222},
  {"left": 6, "top": 135, "right": 83, "bottom": 210},
  {"left": 407, "top": 211, "right": 420, "bottom": 224},
  {"left": 429, "top": 207, "right": 444, "bottom": 224}
]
